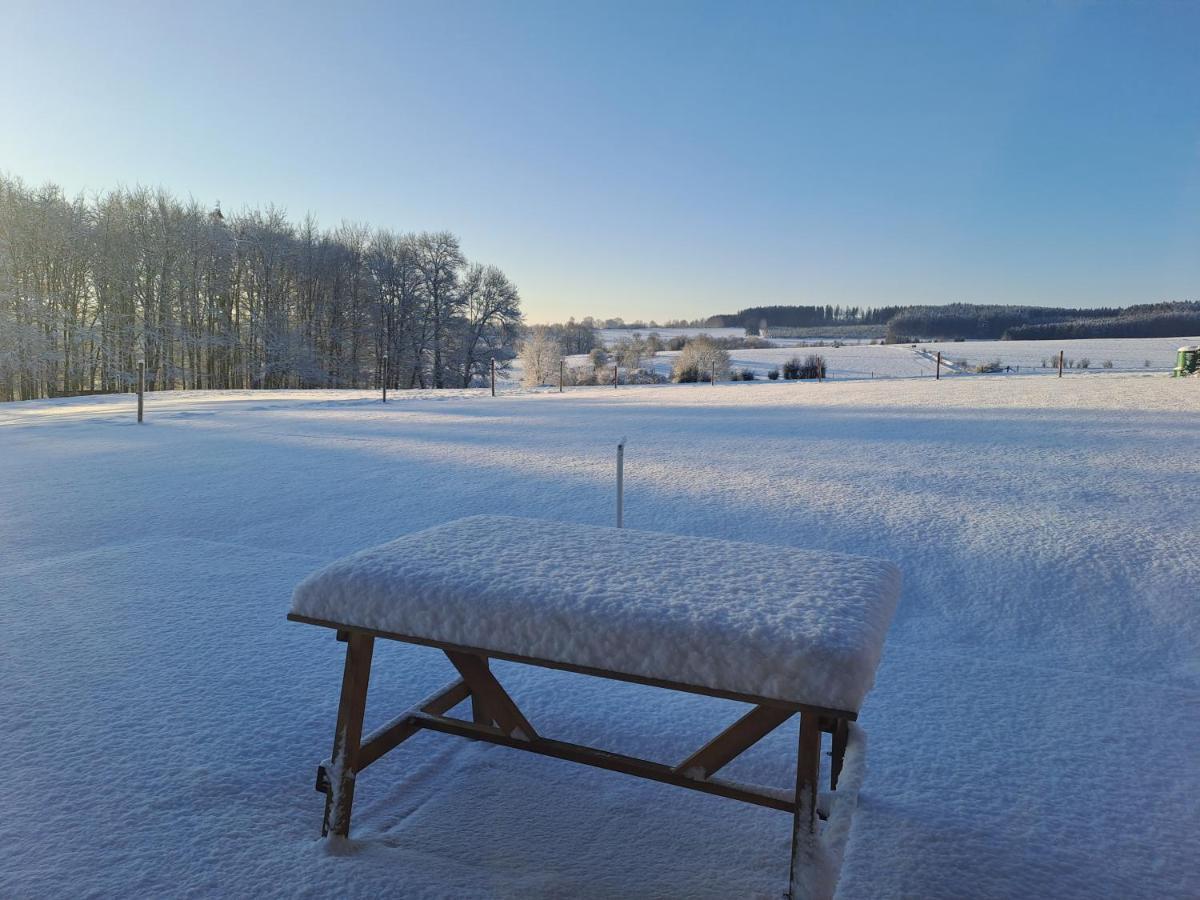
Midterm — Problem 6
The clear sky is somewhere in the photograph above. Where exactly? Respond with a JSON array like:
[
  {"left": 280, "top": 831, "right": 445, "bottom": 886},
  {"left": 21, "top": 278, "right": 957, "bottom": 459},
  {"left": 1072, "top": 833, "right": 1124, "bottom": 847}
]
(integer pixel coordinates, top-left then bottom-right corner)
[{"left": 2, "top": 0, "right": 1197, "bottom": 323}]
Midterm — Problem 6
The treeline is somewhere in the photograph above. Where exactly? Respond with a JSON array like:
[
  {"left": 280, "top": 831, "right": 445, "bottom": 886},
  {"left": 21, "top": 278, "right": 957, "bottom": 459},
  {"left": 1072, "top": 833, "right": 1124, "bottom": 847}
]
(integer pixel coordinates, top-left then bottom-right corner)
[
  {"left": 707, "top": 300, "right": 1199, "bottom": 342},
  {"left": 707, "top": 304, "right": 901, "bottom": 332},
  {"left": 1002, "top": 303, "right": 1200, "bottom": 340},
  {"left": 0, "top": 174, "right": 522, "bottom": 401},
  {"left": 884, "top": 303, "right": 1121, "bottom": 341}
]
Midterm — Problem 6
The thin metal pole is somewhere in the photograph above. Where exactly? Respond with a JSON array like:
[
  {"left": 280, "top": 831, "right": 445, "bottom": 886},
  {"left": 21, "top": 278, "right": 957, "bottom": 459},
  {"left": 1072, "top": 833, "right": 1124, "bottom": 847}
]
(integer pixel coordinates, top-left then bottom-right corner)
[
  {"left": 1058, "top": 350, "right": 1064, "bottom": 378},
  {"left": 616, "top": 437, "right": 626, "bottom": 528},
  {"left": 491, "top": 358, "right": 496, "bottom": 396},
  {"left": 935, "top": 351, "right": 941, "bottom": 380},
  {"left": 137, "top": 360, "right": 145, "bottom": 423}
]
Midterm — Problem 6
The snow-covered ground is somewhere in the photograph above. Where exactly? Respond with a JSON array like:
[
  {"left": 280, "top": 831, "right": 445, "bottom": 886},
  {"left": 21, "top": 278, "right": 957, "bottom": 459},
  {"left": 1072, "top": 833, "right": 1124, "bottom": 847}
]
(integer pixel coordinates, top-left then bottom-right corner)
[{"left": 2, "top": 377, "right": 1198, "bottom": 898}]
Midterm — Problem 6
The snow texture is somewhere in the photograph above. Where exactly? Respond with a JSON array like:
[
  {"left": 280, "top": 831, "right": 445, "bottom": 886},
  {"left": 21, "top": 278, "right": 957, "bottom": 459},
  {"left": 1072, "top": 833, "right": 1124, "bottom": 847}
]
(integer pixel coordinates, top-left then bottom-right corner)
[
  {"left": 2, "top": 369, "right": 1199, "bottom": 898},
  {"left": 291, "top": 516, "right": 902, "bottom": 712}
]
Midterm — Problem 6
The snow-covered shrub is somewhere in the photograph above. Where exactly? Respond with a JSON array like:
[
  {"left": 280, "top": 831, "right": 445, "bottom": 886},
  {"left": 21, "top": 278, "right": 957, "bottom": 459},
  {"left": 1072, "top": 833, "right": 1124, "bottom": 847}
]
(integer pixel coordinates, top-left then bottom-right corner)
[
  {"left": 974, "top": 359, "right": 1002, "bottom": 374},
  {"left": 588, "top": 348, "right": 609, "bottom": 370},
  {"left": 767, "top": 368, "right": 780, "bottom": 380},
  {"left": 783, "top": 354, "right": 826, "bottom": 380},
  {"left": 1077, "top": 358, "right": 1090, "bottom": 369},
  {"left": 564, "top": 365, "right": 597, "bottom": 386},
  {"left": 626, "top": 368, "right": 667, "bottom": 385},
  {"left": 1103, "top": 359, "right": 1114, "bottom": 369},
  {"left": 671, "top": 336, "right": 730, "bottom": 383}
]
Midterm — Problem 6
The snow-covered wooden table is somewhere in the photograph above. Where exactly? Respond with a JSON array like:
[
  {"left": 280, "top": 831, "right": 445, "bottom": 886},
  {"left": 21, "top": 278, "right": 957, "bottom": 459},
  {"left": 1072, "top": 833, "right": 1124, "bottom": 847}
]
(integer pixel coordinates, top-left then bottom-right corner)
[{"left": 288, "top": 515, "right": 902, "bottom": 898}]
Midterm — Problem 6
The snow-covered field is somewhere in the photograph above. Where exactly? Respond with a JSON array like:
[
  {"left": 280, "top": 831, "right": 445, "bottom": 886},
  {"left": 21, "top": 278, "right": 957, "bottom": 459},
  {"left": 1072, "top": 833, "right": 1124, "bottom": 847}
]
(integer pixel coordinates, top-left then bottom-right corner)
[{"left": 2, "top": 376, "right": 1198, "bottom": 898}]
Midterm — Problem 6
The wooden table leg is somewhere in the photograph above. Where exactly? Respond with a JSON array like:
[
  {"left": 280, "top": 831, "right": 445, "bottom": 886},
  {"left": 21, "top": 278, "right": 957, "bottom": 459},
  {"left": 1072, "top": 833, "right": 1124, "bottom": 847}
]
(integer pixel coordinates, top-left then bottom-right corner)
[
  {"left": 788, "top": 711, "right": 824, "bottom": 899},
  {"left": 830, "top": 718, "right": 848, "bottom": 791},
  {"left": 471, "top": 656, "right": 493, "bottom": 726},
  {"left": 323, "top": 632, "right": 374, "bottom": 837}
]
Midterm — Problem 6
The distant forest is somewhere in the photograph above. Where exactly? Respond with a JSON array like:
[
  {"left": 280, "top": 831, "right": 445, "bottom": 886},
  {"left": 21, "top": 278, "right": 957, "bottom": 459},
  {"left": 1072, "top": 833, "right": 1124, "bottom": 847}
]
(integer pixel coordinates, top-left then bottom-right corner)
[
  {"left": 707, "top": 301, "right": 1200, "bottom": 342},
  {"left": 0, "top": 175, "right": 522, "bottom": 401}
]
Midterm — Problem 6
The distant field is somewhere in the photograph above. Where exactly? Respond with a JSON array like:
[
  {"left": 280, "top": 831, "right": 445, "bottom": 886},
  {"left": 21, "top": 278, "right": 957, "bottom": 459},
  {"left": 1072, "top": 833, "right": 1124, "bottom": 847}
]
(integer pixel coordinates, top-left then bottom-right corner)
[
  {"left": 598, "top": 326, "right": 745, "bottom": 345},
  {"left": 915, "top": 336, "right": 1196, "bottom": 372},
  {"left": 592, "top": 333, "right": 1195, "bottom": 380},
  {"left": 539, "top": 336, "right": 1194, "bottom": 387}
]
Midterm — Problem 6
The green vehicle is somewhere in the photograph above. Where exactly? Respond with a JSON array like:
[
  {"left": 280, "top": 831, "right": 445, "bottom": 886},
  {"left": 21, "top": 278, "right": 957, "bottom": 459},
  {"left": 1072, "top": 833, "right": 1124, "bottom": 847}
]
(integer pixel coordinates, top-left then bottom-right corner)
[{"left": 1173, "top": 346, "right": 1199, "bottom": 377}]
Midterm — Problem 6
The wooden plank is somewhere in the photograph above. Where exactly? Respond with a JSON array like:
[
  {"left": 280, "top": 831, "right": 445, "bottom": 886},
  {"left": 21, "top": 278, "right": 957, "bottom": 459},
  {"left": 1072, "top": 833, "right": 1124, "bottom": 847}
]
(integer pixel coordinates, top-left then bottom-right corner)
[
  {"left": 412, "top": 711, "right": 795, "bottom": 813},
  {"left": 673, "top": 705, "right": 794, "bottom": 779},
  {"left": 323, "top": 632, "right": 374, "bottom": 837},
  {"left": 286, "top": 614, "right": 857, "bottom": 722},
  {"left": 444, "top": 650, "right": 538, "bottom": 740},
  {"left": 355, "top": 678, "right": 470, "bottom": 772},
  {"left": 788, "top": 712, "right": 824, "bottom": 897}
]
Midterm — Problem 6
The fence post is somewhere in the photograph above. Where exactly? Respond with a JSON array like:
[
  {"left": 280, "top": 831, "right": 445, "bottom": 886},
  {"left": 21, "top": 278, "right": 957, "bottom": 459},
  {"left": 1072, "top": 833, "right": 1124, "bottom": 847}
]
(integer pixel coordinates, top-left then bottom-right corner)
[
  {"left": 559, "top": 359, "right": 564, "bottom": 393},
  {"left": 616, "top": 437, "right": 626, "bottom": 528},
  {"left": 614, "top": 363, "right": 618, "bottom": 388},
  {"left": 491, "top": 357, "right": 496, "bottom": 396},
  {"left": 137, "top": 359, "right": 145, "bottom": 423},
  {"left": 1058, "top": 350, "right": 1064, "bottom": 378},
  {"left": 382, "top": 352, "right": 388, "bottom": 403},
  {"left": 935, "top": 352, "right": 941, "bottom": 380},
  {"left": 711, "top": 362, "right": 716, "bottom": 385}
]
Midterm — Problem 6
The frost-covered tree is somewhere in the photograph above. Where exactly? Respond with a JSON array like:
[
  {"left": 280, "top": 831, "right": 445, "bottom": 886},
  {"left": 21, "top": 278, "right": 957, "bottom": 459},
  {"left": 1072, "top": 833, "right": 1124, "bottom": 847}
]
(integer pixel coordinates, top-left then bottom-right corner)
[
  {"left": 0, "top": 173, "right": 523, "bottom": 399},
  {"left": 453, "top": 264, "right": 522, "bottom": 387},
  {"left": 518, "top": 326, "right": 562, "bottom": 387}
]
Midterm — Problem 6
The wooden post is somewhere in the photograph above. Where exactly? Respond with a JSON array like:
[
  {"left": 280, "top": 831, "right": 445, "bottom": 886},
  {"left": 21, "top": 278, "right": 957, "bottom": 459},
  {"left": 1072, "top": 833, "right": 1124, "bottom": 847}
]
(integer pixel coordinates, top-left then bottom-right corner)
[
  {"left": 1058, "top": 350, "right": 1064, "bottom": 378},
  {"left": 711, "top": 362, "right": 716, "bottom": 386},
  {"left": 935, "top": 351, "right": 941, "bottom": 380},
  {"left": 788, "top": 711, "right": 823, "bottom": 898},
  {"left": 381, "top": 352, "right": 388, "bottom": 403},
  {"left": 559, "top": 359, "right": 564, "bottom": 393},
  {"left": 491, "top": 357, "right": 496, "bottom": 396},
  {"left": 137, "top": 360, "right": 145, "bottom": 422},
  {"left": 323, "top": 632, "right": 374, "bottom": 837},
  {"left": 614, "top": 363, "right": 618, "bottom": 388},
  {"left": 616, "top": 437, "right": 626, "bottom": 527}
]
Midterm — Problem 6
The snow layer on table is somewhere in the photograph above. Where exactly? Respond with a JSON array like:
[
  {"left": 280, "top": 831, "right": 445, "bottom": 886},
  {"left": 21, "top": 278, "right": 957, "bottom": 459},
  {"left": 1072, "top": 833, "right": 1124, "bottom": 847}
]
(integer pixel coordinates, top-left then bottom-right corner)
[
  {"left": 3, "top": 374, "right": 1200, "bottom": 898},
  {"left": 291, "top": 516, "right": 902, "bottom": 712}
]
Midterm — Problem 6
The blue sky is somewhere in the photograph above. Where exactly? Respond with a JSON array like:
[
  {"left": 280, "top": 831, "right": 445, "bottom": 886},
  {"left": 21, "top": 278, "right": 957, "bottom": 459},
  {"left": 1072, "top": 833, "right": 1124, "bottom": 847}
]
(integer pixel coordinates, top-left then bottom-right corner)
[{"left": 2, "top": 0, "right": 1197, "bottom": 322}]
